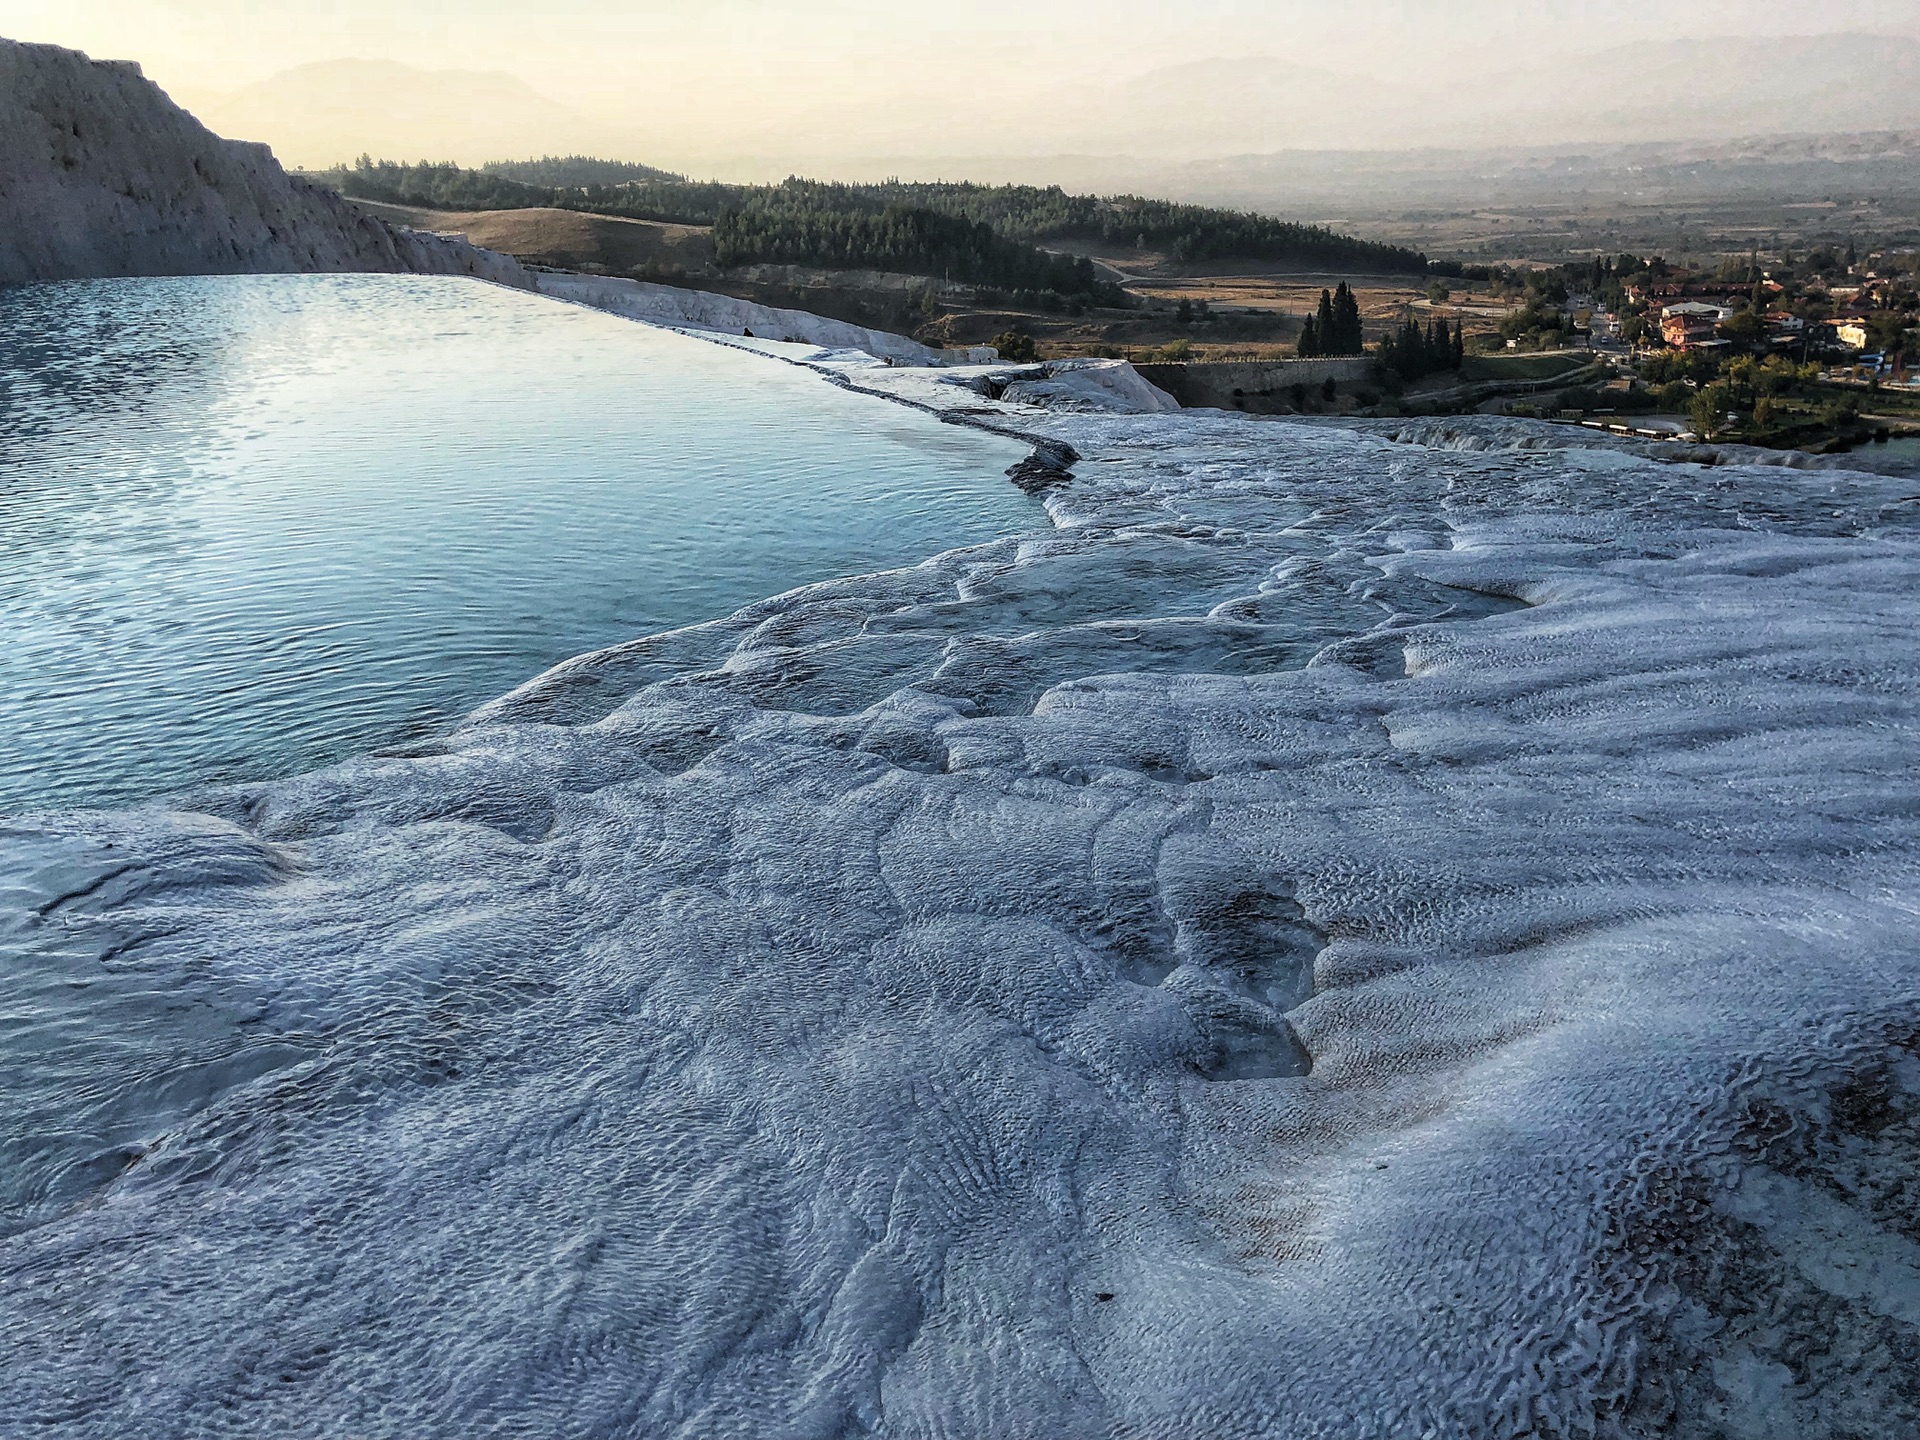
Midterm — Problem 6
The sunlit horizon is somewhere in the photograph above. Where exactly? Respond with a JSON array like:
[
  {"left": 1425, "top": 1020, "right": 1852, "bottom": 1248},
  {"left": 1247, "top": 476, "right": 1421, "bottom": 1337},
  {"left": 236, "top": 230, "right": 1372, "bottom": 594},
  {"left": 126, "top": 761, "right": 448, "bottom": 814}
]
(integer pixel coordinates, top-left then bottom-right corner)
[{"left": 5, "top": 0, "right": 1919, "bottom": 178}]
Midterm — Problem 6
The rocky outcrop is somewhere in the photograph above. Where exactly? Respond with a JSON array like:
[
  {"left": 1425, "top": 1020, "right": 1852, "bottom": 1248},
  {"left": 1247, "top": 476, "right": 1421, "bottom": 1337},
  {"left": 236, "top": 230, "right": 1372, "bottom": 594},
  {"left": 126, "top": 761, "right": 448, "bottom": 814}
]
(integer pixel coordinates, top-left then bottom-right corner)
[{"left": 0, "top": 38, "right": 529, "bottom": 289}]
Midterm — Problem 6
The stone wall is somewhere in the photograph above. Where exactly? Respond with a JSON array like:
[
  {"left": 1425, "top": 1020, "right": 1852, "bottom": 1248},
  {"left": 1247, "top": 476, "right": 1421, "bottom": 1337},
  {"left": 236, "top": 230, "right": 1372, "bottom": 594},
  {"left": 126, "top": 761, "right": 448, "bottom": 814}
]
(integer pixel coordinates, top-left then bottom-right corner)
[
  {"left": 0, "top": 39, "right": 528, "bottom": 289},
  {"left": 1133, "top": 357, "right": 1377, "bottom": 413}
]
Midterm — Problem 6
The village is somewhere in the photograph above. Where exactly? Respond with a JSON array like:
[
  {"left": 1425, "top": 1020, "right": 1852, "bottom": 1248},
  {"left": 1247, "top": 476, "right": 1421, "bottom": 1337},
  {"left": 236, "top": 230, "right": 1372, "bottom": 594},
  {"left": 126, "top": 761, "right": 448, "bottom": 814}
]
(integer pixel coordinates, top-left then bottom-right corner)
[
  {"left": 1014, "top": 245, "right": 1918, "bottom": 456},
  {"left": 1526, "top": 248, "right": 1920, "bottom": 450}
]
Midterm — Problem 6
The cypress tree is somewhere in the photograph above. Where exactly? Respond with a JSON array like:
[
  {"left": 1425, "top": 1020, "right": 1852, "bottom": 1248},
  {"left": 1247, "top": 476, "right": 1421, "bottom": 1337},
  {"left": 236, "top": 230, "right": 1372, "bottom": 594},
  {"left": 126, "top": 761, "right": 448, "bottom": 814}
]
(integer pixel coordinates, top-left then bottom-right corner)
[
  {"left": 1316, "top": 289, "right": 1337, "bottom": 352},
  {"left": 1330, "top": 283, "right": 1364, "bottom": 355},
  {"left": 1298, "top": 316, "right": 1321, "bottom": 358}
]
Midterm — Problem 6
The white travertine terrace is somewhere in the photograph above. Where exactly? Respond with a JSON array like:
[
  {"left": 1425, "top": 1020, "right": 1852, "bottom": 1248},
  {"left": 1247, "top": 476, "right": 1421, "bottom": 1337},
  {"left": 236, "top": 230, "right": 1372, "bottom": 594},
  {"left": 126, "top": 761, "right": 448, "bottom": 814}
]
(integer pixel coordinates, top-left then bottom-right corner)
[{"left": 4, "top": 355, "right": 1917, "bottom": 1436}]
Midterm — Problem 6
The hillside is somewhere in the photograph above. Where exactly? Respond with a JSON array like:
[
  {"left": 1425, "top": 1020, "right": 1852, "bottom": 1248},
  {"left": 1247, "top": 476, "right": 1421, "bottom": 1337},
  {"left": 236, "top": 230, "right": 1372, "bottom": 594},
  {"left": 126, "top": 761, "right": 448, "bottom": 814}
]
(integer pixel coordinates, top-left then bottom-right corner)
[
  {"left": 316, "top": 160, "right": 1430, "bottom": 279},
  {"left": 0, "top": 39, "right": 529, "bottom": 289},
  {"left": 349, "top": 200, "right": 714, "bottom": 274}
]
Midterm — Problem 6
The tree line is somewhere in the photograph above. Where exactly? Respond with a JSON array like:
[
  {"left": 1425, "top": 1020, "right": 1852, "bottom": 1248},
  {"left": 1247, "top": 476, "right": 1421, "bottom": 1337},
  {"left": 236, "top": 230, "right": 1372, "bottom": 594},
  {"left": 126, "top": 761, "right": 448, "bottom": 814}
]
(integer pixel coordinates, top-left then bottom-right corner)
[
  {"left": 328, "top": 158, "right": 741, "bottom": 226},
  {"left": 870, "top": 185, "right": 1429, "bottom": 275},
  {"left": 1377, "top": 317, "right": 1466, "bottom": 381},
  {"left": 713, "top": 203, "right": 1129, "bottom": 306},
  {"left": 480, "top": 156, "right": 679, "bottom": 187},
  {"left": 1288, "top": 286, "right": 1465, "bottom": 379},
  {"left": 317, "top": 159, "right": 1431, "bottom": 282}
]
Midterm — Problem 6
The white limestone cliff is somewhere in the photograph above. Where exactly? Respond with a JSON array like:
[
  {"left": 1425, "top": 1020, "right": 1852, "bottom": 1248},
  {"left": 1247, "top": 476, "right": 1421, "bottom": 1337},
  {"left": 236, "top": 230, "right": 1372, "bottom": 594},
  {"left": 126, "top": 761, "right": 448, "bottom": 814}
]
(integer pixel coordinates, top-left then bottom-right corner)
[{"left": 0, "top": 39, "right": 529, "bottom": 289}]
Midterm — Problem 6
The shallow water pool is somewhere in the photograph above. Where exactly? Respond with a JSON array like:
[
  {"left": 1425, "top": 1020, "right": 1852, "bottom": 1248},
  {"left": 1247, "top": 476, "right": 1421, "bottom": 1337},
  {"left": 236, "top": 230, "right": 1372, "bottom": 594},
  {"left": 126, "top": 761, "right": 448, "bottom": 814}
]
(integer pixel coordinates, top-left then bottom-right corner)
[{"left": 0, "top": 275, "right": 1034, "bottom": 813}]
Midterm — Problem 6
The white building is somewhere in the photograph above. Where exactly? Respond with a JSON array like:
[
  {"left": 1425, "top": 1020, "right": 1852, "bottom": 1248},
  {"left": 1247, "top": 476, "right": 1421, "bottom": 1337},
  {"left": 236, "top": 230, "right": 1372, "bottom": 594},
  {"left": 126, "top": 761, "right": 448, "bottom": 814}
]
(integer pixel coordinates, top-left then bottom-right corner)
[{"left": 1662, "top": 301, "right": 1736, "bottom": 323}]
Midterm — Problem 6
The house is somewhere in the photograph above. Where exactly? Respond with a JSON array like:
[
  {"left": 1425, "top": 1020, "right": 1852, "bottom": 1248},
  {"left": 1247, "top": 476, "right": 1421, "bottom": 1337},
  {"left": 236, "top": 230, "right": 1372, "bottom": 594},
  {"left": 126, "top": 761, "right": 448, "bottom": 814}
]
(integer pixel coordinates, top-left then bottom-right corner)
[
  {"left": 1662, "top": 305, "right": 1729, "bottom": 351},
  {"left": 1663, "top": 301, "right": 1736, "bottom": 323},
  {"left": 1638, "top": 283, "right": 1768, "bottom": 316},
  {"left": 1836, "top": 321, "right": 1871, "bottom": 351}
]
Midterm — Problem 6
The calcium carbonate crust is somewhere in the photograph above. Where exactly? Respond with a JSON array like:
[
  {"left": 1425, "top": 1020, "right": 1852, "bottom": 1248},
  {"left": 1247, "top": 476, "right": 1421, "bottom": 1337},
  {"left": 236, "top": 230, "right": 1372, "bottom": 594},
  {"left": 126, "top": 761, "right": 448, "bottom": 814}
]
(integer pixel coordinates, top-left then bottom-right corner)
[
  {"left": 3, "top": 373, "right": 1918, "bottom": 1439},
  {"left": 1334, "top": 412, "right": 1920, "bottom": 480}
]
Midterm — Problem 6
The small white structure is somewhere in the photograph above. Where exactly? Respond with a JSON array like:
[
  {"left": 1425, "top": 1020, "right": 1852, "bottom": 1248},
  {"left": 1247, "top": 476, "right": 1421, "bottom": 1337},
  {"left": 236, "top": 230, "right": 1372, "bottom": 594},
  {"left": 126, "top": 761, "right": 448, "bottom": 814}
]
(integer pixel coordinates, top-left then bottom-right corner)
[{"left": 1662, "top": 301, "right": 1736, "bottom": 323}]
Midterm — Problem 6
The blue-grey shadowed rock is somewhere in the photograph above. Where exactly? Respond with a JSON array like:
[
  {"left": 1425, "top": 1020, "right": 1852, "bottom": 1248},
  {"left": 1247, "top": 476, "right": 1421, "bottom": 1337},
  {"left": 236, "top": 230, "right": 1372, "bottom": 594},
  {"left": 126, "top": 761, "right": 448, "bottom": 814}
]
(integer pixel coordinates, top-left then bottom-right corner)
[{"left": 0, "top": 38, "right": 528, "bottom": 289}]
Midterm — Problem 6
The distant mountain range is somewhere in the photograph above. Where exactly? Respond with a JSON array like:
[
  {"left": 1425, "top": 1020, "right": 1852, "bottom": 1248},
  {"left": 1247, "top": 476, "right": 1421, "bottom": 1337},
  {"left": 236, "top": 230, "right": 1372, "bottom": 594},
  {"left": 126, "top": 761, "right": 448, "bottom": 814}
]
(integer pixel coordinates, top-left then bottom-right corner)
[
  {"left": 186, "top": 34, "right": 1920, "bottom": 187},
  {"left": 1075, "top": 34, "right": 1920, "bottom": 155},
  {"left": 1465, "top": 34, "right": 1920, "bottom": 146},
  {"left": 1119, "top": 131, "right": 1920, "bottom": 215},
  {"left": 197, "top": 59, "right": 606, "bottom": 168}
]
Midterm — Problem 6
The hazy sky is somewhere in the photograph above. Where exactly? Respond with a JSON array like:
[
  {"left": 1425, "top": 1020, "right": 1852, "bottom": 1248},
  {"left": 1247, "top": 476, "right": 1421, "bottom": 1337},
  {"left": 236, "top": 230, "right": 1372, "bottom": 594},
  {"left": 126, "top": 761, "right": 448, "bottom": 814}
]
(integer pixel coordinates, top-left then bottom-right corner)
[{"left": 6, "top": 1, "right": 1918, "bottom": 172}]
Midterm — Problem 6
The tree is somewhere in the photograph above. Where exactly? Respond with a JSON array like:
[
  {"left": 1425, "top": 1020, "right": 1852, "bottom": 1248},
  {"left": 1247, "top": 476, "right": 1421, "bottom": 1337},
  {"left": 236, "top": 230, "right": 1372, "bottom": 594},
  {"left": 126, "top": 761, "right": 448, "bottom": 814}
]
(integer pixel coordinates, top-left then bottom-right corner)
[
  {"left": 1331, "top": 283, "right": 1364, "bottom": 354},
  {"left": 1718, "top": 310, "right": 1765, "bottom": 351},
  {"left": 1689, "top": 384, "right": 1733, "bottom": 439},
  {"left": 991, "top": 330, "right": 1038, "bottom": 363},
  {"left": 1297, "top": 316, "right": 1322, "bottom": 358},
  {"left": 1316, "top": 289, "right": 1337, "bottom": 352},
  {"left": 1375, "top": 315, "right": 1462, "bottom": 382},
  {"left": 1868, "top": 311, "right": 1912, "bottom": 354},
  {"left": 1428, "top": 281, "right": 1452, "bottom": 305},
  {"left": 1176, "top": 298, "right": 1194, "bottom": 326}
]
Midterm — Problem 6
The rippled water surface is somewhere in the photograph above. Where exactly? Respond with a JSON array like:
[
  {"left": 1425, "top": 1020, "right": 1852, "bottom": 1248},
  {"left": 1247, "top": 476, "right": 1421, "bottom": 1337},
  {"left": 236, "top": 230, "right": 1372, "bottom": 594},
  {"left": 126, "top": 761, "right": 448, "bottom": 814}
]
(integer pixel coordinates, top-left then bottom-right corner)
[{"left": 0, "top": 275, "right": 1034, "bottom": 813}]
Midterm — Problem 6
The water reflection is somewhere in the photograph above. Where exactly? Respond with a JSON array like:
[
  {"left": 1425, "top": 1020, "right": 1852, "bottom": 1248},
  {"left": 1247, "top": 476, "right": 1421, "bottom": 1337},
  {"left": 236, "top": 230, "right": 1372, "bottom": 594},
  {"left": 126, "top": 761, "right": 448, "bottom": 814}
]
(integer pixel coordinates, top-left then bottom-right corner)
[{"left": 0, "top": 275, "right": 1034, "bottom": 814}]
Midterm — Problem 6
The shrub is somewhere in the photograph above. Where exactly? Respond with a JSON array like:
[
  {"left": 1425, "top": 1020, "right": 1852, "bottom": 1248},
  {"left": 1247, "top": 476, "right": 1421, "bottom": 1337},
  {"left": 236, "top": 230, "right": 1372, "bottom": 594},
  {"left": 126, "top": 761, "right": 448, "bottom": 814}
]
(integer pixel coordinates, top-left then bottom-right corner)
[
  {"left": 1655, "top": 380, "right": 1693, "bottom": 411},
  {"left": 991, "top": 330, "right": 1038, "bottom": 363}
]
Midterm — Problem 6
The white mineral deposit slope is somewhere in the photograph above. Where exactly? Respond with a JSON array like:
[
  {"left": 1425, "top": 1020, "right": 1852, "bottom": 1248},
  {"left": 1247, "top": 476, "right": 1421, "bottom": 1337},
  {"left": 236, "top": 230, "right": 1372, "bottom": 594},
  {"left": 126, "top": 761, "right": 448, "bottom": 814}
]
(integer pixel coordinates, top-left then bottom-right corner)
[
  {"left": 535, "top": 272, "right": 950, "bottom": 364},
  {"left": 0, "top": 39, "right": 530, "bottom": 289},
  {"left": 3, "top": 385, "right": 1918, "bottom": 1438}
]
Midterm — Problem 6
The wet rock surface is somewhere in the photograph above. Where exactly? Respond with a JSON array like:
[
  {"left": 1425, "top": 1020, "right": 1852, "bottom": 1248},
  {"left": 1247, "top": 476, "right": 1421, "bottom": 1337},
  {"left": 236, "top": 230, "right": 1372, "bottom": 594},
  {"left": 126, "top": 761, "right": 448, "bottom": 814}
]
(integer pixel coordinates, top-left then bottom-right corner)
[{"left": 3, "top": 389, "right": 1919, "bottom": 1435}]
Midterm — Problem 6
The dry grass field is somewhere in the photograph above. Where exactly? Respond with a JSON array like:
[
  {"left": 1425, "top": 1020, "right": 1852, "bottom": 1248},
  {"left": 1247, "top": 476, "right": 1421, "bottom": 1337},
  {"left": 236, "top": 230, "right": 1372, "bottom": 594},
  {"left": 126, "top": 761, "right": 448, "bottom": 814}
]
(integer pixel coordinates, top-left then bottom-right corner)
[
  {"left": 347, "top": 199, "right": 714, "bottom": 274},
  {"left": 347, "top": 200, "right": 1517, "bottom": 362}
]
